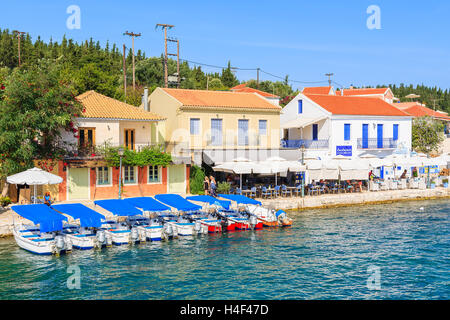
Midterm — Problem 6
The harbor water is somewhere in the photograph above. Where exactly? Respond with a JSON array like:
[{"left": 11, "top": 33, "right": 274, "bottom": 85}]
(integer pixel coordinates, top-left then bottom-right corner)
[{"left": 0, "top": 199, "right": 448, "bottom": 300}]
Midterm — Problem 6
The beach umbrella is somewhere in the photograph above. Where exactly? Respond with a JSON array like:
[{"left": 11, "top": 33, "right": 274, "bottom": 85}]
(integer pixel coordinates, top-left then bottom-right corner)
[{"left": 7, "top": 167, "right": 63, "bottom": 204}]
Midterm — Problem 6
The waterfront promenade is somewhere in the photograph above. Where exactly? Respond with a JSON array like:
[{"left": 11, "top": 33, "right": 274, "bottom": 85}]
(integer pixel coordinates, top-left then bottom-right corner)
[{"left": 0, "top": 187, "right": 448, "bottom": 238}]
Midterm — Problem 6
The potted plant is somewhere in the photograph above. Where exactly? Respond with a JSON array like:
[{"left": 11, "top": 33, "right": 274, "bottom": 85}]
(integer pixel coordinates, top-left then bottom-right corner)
[
  {"left": 443, "top": 178, "right": 449, "bottom": 188},
  {"left": 217, "top": 181, "right": 231, "bottom": 194}
]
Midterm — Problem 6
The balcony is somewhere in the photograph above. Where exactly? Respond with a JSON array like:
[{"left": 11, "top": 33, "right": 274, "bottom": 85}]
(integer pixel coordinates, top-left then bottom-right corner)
[
  {"left": 357, "top": 138, "right": 397, "bottom": 149},
  {"left": 281, "top": 139, "right": 329, "bottom": 149},
  {"left": 64, "top": 143, "right": 166, "bottom": 159}
]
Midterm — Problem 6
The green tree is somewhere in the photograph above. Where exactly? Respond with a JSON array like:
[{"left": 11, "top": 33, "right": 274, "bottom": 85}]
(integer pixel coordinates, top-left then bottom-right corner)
[
  {"left": 190, "top": 165, "right": 205, "bottom": 195},
  {"left": 411, "top": 116, "right": 445, "bottom": 155},
  {"left": 220, "top": 61, "right": 238, "bottom": 88},
  {"left": 0, "top": 60, "right": 82, "bottom": 183}
]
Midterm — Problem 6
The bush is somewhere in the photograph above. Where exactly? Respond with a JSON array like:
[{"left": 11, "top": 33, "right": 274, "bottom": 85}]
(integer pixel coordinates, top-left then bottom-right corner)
[
  {"left": 0, "top": 196, "right": 11, "bottom": 207},
  {"left": 217, "top": 181, "right": 230, "bottom": 194},
  {"left": 190, "top": 165, "right": 205, "bottom": 195}
]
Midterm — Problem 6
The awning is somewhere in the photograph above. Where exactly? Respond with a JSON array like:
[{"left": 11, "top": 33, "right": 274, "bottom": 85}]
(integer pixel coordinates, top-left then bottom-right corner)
[
  {"left": 94, "top": 199, "right": 143, "bottom": 216},
  {"left": 12, "top": 204, "right": 67, "bottom": 233},
  {"left": 123, "top": 197, "right": 171, "bottom": 212},
  {"left": 186, "top": 195, "right": 231, "bottom": 210},
  {"left": 218, "top": 194, "right": 262, "bottom": 205},
  {"left": 154, "top": 194, "right": 202, "bottom": 212},
  {"left": 51, "top": 203, "right": 105, "bottom": 228},
  {"left": 203, "top": 149, "right": 288, "bottom": 166},
  {"left": 281, "top": 116, "right": 328, "bottom": 129}
]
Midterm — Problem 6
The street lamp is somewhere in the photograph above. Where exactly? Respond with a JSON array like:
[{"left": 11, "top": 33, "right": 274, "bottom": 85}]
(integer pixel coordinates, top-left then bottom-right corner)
[
  {"left": 300, "top": 144, "right": 306, "bottom": 197},
  {"left": 118, "top": 147, "right": 124, "bottom": 199}
]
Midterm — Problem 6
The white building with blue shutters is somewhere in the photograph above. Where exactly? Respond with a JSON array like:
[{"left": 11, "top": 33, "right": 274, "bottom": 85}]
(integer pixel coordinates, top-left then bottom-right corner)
[{"left": 280, "top": 92, "right": 413, "bottom": 161}]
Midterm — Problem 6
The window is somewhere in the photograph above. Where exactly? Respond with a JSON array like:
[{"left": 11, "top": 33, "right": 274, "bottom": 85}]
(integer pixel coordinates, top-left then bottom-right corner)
[
  {"left": 148, "top": 165, "right": 160, "bottom": 183},
  {"left": 298, "top": 100, "right": 303, "bottom": 114},
  {"left": 97, "top": 167, "right": 110, "bottom": 185},
  {"left": 344, "top": 124, "right": 351, "bottom": 141},
  {"left": 210, "top": 119, "right": 222, "bottom": 146},
  {"left": 312, "top": 124, "right": 318, "bottom": 141},
  {"left": 259, "top": 120, "right": 267, "bottom": 135},
  {"left": 78, "top": 127, "right": 95, "bottom": 150},
  {"left": 190, "top": 118, "right": 200, "bottom": 135},
  {"left": 393, "top": 124, "right": 399, "bottom": 141},
  {"left": 124, "top": 129, "right": 135, "bottom": 150},
  {"left": 238, "top": 119, "right": 249, "bottom": 146},
  {"left": 123, "top": 166, "right": 136, "bottom": 184}
]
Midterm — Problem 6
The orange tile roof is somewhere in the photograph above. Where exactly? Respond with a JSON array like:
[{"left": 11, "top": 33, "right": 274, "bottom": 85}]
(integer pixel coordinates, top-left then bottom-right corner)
[
  {"left": 162, "top": 88, "right": 281, "bottom": 111},
  {"left": 393, "top": 102, "right": 450, "bottom": 120},
  {"left": 230, "top": 83, "right": 279, "bottom": 98},
  {"left": 302, "top": 86, "right": 333, "bottom": 95},
  {"left": 230, "top": 83, "right": 247, "bottom": 90},
  {"left": 305, "top": 94, "right": 410, "bottom": 116},
  {"left": 337, "top": 88, "right": 389, "bottom": 96},
  {"left": 76, "top": 91, "right": 165, "bottom": 121}
]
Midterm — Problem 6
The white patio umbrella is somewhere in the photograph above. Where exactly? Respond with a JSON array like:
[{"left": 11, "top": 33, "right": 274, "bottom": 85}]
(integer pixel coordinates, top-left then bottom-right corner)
[
  {"left": 213, "top": 158, "right": 261, "bottom": 190},
  {"left": 7, "top": 167, "right": 63, "bottom": 204},
  {"left": 261, "top": 157, "right": 306, "bottom": 186}
]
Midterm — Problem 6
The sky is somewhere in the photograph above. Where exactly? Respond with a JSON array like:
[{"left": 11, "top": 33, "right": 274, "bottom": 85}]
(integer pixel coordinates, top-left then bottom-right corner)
[{"left": 0, "top": 0, "right": 449, "bottom": 90}]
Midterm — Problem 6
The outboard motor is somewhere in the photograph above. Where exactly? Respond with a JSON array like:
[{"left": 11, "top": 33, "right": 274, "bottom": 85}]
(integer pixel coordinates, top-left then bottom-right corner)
[
  {"left": 131, "top": 227, "right": 139, "bottom": 243},
  {"left": 249, "top": 215, "right": 258, "bottom": 229},
  {"left": 55, "top": 235, "right": 65, "bottom": 253},
  {"left": 97, "top": 230, "right": 106, "bottom": 247},
  {"left": 194, "top": 220, "right": 202, "bottom": 234},
  {"left": 65, "top": 238, "right": 73, "bottom": 252},
  {"left": 164, "top": 223, "right": 173, "bottom": 239},
  {"left": 105, "top": 233, "right": 113, "bottom": 247},
  {"left": 276, "top": 210, "right": 286, "bottom": 220}
]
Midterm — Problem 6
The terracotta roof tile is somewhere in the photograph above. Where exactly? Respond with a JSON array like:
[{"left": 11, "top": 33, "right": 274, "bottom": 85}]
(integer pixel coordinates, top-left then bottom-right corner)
[
  {"left": 302, "top": 86, "right": 333, "bottom": 95},
  {"left": 393, "top": 102, "right": 450, "bottom": 120},
  {"left": 230, "top": 86, "right": 279, "bottom": 98},
  {"left": 76, "top": 91, "right": 165, "bottom": 121},
  {"left": 305, "top": 94, "right": 409, "bottom": 116},
  {"left": 337, "top": 88, "right": 388, "bottom": 96},
  {"left": 162, "top": 88, "right": 281, "bottom": 111}
]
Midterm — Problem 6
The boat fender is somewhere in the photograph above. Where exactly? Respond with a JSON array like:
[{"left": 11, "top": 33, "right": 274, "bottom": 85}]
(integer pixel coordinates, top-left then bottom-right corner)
[
  {"left": 97, "top": 230, "right": 106, "bottom": 244},
  {"left": 165, "top": 224, "right": 173, "bottom": 236},
  {"left": 249, "top": 215, "right": 258, "bottom": 228}
]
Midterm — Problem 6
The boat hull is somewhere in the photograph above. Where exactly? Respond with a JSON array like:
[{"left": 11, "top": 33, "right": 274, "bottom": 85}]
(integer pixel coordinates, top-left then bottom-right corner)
[
  {"left": 175, "top": 223, "right": 195, "bottom": 236},
  {"left": 13, "top": 229, "right": 55, "bottom": 255},
  {"left": 142, "top": 225, "right": 163, "bottom": 241},
  {"left": 106, "top": 229, "right": 131, "bottom": 245},
  {"left": 65, "top": 233, "right": 96, "bottom": 250}
]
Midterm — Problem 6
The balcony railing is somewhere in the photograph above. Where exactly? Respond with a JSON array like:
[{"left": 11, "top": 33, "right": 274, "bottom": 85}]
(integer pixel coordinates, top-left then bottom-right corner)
[
  {"left": 357, "top": 138, "right": 397, "bottom": 149},
  {"left": 281, "top": 139, "right": 329, "bottom": 149},
  {"left": 64, "top": 142, "right": 166, "bottom": 159}
]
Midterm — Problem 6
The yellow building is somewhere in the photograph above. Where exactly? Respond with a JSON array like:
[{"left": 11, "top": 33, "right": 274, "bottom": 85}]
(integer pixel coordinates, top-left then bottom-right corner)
[{"left": 147, "top": 88, "right": 282, "bottom": 165}]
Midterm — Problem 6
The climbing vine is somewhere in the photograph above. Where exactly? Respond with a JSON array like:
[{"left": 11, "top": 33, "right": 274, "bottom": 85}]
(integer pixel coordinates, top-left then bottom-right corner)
[{"left": 98, "top": 144, "right": 172, "bottom": 167}]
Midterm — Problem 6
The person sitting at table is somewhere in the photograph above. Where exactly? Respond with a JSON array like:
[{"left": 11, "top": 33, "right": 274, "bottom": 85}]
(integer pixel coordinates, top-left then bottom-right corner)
[
  {"left": 44, "top": 192, "right": 52, "bottom": 206},
  {"left": 400, "top": 169, "right": 407, "bottom": 179}
]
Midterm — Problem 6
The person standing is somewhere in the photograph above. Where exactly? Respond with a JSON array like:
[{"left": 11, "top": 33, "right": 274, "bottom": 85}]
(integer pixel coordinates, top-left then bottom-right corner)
[
  {"left": 203, "top": 176, "right": 210, "bottom": 195},
  {"left": 209, "top": 176, "right": 217, "bottom": 197}
]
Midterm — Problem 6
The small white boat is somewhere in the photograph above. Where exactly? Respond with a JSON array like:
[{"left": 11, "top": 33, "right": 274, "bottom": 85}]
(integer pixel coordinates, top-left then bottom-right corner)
[
  {"left": 52, "top": 203, "right": 113, "bottom": 249},
  {"left": 101, "top": 220, "right": 133, "bottom": 245},
  {"left": 126, "top": 216, "right": 163, "bottom": 242},
  {"left": 11, "top": 205, "right": 72, "bottom": 255}
]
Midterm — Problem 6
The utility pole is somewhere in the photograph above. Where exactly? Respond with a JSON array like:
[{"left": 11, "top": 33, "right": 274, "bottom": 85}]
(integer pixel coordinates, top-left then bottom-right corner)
[
  {"left": 13, "top": 30, "right": 26, "bottom": 67},
  {"left": 123, "top": 31, "right": 141, "bottom": 91},
  {"left": 156, "top": 24, "right": 174, "bottom": 88},
  {"left": 431, "top": 98, "right": 443, "bottom": 111},
  {"left": 123, "top": 44, "right": 127, "bottom": 102},
  {"left": 256, "top": 68, "right": 260, "bottom": 88},
  {"left": 167, "top": 37, "right": 180, "bottom": 88},
  {"left": 325, "top": 73, "right": 334, "bottom": 87}
]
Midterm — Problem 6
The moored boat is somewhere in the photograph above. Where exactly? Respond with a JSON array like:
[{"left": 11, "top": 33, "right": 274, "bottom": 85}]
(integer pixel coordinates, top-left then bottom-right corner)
[
  {"left": 11, "top": 204, "right": 72, "bottom": 255},
  {"left": 52, "top": 203, "right": 111, "bottom": 249},
  {"left": 94, "top": 199, "right": 144, "bottom": 245}
]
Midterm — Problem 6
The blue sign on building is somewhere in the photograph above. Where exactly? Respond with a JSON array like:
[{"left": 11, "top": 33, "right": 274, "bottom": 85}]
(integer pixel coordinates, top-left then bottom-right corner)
[{"left": 336, "top": 145, "right": 352, "bottom": 156}]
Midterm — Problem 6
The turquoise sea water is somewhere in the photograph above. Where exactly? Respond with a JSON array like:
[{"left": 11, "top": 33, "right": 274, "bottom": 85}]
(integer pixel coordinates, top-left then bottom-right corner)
[{"left": 0, "top": 199, "right": 448, "bottom": 300}]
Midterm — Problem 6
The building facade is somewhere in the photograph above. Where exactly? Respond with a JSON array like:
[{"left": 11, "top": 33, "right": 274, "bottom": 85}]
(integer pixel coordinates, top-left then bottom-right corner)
[
  {"left": 147, "top": 88, "right": 283, "bottom": 166},
  {"left": 280, "top": 93, "right": 413, "bottom": 160},
  {"left": 53, "top": 91, "right": 189, "bottom": 202}
]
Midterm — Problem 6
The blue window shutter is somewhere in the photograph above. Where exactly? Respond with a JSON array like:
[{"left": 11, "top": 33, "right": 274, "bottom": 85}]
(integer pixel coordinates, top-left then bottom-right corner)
[
  {"left": 344, "top": 124, "right": 351, "bottom": 141},
  {"left": 312, "top": 124, "right": 318, "bottom": 141},
  {"left": 393, "top": 124, "right": 399, "bottom": 141},
  {"left": 298, "top": 100, "right": 303, "bottom": 114}
]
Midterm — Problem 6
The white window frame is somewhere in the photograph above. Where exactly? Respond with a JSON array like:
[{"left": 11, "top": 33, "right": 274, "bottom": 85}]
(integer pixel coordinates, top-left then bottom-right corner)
[
  {"left": 96, "top": 166, "right": 112, "bottom": 187},
  {"left": 147, "top": 165, "right": 161, "bottom": 184},
  {"left": 190, "top": 118, "right": 200, "bottom": 135},
  {"left": 123, "top": 166, "right": 137, "bottom": 185}
]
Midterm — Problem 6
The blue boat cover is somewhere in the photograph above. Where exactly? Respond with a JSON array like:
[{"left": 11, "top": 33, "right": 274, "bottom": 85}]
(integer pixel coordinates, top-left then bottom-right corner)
[
  {"left": 154, "top": 194, "right": 201, "bottom": 212},
  {"left": 123, "top": 197, "right": 171, "bottom": 212},
  {"left": 186, "top": 195, "right": 231, "bottom": 210},
  {"left": 94, "top": 199, "right": 143, "bottom": 216},
  {"left": 218, "top": 194, "right": 262, "bottom": 205},
  {"left": 51, "top": 203, "right": 105, "bottom": 228},
  {"left": 11, "top": 204, "right": 67, "bottom": 233}
]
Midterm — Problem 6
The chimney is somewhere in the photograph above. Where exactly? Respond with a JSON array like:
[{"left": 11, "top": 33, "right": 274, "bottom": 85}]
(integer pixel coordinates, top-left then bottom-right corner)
[
  {"left": 143, "top": 87, "right": 149, "bottom": 111},
  {"left": 341, "top": 89, "right": 344, "bottom": 96},
  {"left": 349, "top": 85, "right": 353, "bottom": 90}
]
